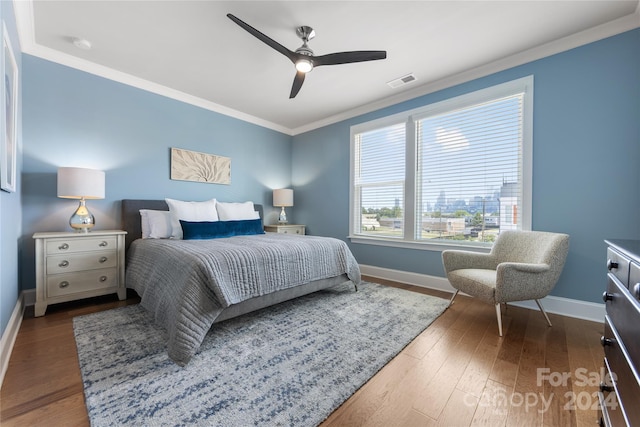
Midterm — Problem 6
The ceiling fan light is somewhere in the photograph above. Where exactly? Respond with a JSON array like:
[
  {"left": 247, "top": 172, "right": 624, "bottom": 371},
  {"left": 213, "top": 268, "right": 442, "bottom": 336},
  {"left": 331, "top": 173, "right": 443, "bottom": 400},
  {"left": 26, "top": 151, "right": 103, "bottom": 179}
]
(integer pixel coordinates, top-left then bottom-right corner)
[{"left": 295, "top": 58, "right": 313, "bottom": 73}]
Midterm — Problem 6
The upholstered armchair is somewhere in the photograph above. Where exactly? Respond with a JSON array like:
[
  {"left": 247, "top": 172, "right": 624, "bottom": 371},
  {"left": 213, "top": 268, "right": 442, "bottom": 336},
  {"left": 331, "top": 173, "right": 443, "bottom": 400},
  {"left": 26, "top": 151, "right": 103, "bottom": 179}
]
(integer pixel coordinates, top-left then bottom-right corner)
[{"left": 442, "top": 230, "right": 569, "bottom": 336}]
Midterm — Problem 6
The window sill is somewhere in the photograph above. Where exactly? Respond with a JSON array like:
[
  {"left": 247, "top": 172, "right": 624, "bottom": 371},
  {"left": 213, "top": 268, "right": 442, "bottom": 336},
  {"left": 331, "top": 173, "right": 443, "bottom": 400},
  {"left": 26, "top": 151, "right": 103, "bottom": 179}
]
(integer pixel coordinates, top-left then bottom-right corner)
[{"left": 348, "top": 235, "right": 492, "bottom": 253}]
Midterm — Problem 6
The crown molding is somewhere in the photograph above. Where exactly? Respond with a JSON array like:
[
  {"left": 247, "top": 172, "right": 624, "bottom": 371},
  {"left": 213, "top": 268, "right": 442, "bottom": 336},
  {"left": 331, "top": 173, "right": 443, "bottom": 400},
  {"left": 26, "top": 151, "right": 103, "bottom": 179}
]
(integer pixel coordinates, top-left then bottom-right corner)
[
  {"left": 14, "top": 0, "right": 639, "bottom": 137},
  {"left": 291, "top": 9, "right": 640, "bottom": 135}
]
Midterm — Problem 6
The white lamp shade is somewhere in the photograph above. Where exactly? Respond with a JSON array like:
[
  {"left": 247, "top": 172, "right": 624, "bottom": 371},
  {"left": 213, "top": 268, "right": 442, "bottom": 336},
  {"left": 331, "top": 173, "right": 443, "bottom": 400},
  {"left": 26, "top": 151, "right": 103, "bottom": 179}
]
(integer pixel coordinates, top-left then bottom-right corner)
[
  {"left": 273, "top": 188, "right": 293, "bottom": 207},
  {"left": 57, "top": 167, "right": 105, "bottom": 199}
]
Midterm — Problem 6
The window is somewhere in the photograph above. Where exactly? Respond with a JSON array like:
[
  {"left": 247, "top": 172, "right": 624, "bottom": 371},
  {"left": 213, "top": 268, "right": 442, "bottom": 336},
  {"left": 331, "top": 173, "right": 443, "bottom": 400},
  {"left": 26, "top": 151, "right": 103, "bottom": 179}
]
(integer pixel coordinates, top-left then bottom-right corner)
[{"left": 350, "top": 76, "right": 532, "bottom": 250}]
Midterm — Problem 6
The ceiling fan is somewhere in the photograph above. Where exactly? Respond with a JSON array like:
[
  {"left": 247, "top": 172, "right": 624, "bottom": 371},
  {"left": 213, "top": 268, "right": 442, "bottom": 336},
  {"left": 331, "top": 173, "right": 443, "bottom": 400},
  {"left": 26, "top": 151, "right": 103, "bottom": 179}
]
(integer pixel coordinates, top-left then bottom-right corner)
[{"left": 227, "top": 14, "right": 387, "bottom": 99}]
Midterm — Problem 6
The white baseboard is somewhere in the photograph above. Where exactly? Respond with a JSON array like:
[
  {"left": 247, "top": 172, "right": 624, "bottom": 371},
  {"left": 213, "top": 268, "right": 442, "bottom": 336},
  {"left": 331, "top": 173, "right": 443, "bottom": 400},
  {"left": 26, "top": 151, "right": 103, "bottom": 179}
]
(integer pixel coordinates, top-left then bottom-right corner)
[
  {"left": 360, "top": 264, "right": 605, "bottom": 323},
  {"left": 0, "top": 292, "right": 26, "bottom": 388}
]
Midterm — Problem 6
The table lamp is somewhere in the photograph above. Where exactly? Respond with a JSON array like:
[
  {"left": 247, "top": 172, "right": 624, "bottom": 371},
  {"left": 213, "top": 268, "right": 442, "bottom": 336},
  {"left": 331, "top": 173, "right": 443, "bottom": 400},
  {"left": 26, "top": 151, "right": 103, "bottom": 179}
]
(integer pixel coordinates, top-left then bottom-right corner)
[
  {"left": 57, "top": 167, "right": 105, "bottom": 233},
  {"left": 273, "top": 189, "right": 293, "bottom": 224}
]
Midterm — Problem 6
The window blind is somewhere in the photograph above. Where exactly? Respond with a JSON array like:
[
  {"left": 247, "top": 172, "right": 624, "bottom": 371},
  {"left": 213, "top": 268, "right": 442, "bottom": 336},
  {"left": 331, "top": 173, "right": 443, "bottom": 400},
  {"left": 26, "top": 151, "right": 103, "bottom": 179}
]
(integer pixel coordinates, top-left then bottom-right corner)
[
  {"left": 416, "top": 94, "right": 524, "bottom": 242},
  {"left": 350, "top": 76, "right": 532, "bottom": 249},
  {"left": 353, "top": 122, "right": 405, "bottom": 237}
]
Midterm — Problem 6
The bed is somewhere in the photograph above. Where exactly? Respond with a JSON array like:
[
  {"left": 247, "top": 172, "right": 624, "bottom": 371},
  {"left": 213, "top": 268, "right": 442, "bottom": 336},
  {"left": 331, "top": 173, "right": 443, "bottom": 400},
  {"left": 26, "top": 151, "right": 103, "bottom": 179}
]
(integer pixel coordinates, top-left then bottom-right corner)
[{"left": 121, "top": 199, "right": 361, "bottom": 366}]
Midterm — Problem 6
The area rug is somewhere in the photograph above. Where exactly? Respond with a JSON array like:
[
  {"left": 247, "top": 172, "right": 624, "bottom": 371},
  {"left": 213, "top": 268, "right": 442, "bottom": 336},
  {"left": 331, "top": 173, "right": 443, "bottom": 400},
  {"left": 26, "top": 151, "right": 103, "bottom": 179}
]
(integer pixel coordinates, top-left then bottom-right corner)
[{"left": 73, "top": 281, "right": 449, "bottom": 426}]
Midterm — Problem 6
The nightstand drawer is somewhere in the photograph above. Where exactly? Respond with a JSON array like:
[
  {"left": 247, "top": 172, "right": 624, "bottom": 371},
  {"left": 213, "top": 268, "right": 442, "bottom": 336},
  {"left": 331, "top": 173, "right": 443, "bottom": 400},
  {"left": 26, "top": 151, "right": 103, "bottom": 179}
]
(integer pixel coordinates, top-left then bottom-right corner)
[
  {"left": 264, "top": 224, "right": 306, "bottom": 235},
  {"left": 46, "top": 268, "right": 118, "bottom": 297},
  {"left": 46, "top": 236, "right": 117, "bottom": 254},
  {"left": 46, "top": 250, "right": 117, "bottom": 274}
]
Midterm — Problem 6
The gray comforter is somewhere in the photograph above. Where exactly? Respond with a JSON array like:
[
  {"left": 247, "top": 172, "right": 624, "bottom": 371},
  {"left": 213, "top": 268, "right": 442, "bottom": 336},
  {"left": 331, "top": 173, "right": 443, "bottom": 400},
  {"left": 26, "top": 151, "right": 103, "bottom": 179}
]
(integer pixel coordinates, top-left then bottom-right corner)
[{"left": 126, "top": 233, "right": 361, "bottom": 365}]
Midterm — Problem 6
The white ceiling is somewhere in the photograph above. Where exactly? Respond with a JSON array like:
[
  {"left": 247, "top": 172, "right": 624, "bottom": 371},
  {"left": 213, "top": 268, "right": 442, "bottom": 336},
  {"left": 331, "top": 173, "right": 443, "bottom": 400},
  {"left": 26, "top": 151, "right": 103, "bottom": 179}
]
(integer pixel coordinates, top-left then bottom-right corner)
[{"left": 15, "top": 1, "right": 640, "bottom": 135}]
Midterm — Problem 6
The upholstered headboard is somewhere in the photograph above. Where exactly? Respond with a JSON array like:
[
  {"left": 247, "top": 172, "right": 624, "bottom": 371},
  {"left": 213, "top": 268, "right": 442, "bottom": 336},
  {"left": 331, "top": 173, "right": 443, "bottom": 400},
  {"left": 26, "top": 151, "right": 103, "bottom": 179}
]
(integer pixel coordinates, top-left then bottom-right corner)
[{"left": 121, "top": 199, "right": 264, "bottom": 251}]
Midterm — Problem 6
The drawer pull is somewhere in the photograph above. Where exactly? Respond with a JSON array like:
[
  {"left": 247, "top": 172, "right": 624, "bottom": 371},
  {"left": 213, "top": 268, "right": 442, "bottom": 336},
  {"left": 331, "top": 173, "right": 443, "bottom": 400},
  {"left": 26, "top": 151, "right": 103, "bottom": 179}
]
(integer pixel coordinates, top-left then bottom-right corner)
[
  {"left": 58, "top": 260, "right": 69, "bottom": 268},
  {"left": 99, "top": 241, "right": 108, "bottom": 247},
  {"left": 633, "top": 283, "right": 640, "bottom": 300},
  {"left": 606, "top": 259, "right": 618, "bottom": 271},
  {"left": 99, "top": 256, "right": 108, "bottom": 263},
  {"left": 600, "top": 336, "right": 615, "bottom": 347},
  {"left": 58, "top": 243, "right": 69, "bottom": 250},
  {"left": 602, "top": 292, "right": 613, "bottom": 302},
  {"left": 599, "top": 382, "right": 614, "bottom": 393},
  {"left": 59, "top": 281, "right": 70, "bottom": 288},
  {"left": 99, "top": 276, "right": 108, "bottom": 282}
]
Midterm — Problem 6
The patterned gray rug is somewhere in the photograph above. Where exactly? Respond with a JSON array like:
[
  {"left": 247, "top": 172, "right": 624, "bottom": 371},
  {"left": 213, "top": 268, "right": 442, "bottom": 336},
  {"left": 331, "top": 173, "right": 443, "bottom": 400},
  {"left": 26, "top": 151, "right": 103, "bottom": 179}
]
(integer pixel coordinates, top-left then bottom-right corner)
[{"left": 73, "top": 281, "right": 449, "bottom": 426}]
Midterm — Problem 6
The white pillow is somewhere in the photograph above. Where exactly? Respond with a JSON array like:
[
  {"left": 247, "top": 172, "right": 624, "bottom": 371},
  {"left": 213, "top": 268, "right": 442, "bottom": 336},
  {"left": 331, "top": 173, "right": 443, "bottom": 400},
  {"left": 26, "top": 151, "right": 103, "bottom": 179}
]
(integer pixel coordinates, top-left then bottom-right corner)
[
  {"left": 140, "top": 209, "right": 173, "bottom": 239},
  {"left": 165, "top": 198, "right": 218, "bottom": 239},
  {"left": 216, "top": 201, "right": 260, "bottom": 221}
]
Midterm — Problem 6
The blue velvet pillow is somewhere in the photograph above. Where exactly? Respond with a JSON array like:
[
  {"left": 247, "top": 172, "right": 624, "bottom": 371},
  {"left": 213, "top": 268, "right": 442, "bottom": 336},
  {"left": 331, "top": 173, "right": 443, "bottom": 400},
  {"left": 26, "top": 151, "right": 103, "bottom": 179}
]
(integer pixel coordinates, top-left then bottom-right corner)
[{"left": 180, "top": 218, "right": 265, "bottom": 240}]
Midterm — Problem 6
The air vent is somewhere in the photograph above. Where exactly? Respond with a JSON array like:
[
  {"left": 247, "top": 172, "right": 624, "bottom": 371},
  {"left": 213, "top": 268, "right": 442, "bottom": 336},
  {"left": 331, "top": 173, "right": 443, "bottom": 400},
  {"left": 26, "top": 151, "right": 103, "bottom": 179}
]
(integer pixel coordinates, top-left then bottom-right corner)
[{"left": 387, "top": 73, "right": 417, "bottom": 88}]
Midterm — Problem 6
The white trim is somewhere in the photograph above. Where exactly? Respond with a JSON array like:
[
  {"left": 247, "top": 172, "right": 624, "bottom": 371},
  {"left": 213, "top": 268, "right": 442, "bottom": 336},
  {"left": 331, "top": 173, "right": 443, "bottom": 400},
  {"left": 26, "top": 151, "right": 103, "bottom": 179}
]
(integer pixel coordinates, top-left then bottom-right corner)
[
  {"left": 350, "top": 235, "right": 492, "bottom": 253},
  {"left": 292, "top": 11, "right": 640, "bottom": 135},
  {"left": 13, "top": 0, "right": 639, "bottom": 136},
  {"left": 12, "top": 1, "right": 292, "bottom": 136},
  {"left": 349, "top": 76, "right": 533, "bottom": 250},
  {"left": 0, "top": 292, "right": 26, "bottom": 388},
  {"left": 360, "top": 264, "right": 605, "bottom": 323}
]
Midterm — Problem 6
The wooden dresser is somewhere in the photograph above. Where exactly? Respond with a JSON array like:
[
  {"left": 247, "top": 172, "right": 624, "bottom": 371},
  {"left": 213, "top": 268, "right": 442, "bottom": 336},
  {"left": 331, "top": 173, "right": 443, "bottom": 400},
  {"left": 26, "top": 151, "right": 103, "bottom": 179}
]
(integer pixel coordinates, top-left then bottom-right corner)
[{"left": 600, "top": 239, "right": 640, "bottom": 426}]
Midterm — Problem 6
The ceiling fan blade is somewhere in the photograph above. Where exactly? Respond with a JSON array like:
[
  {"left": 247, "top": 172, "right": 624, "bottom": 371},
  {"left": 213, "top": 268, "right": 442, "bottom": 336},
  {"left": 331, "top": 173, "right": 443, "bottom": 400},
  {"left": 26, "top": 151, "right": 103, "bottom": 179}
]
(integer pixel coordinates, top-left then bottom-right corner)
[
  {"left": 227, "top": 14, "right": 297, "bottom": 63},
  {"left": 314, "top": 50, "right": 387, "bottom": 67},
  {"left": 290, "top": 71, "right": 306, "bottom": 99}
]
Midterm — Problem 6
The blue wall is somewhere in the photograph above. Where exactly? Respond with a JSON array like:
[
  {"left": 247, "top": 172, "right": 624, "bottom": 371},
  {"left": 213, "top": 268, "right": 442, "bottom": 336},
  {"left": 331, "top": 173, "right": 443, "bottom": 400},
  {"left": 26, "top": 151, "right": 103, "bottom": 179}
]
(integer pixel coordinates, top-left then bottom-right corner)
[
  {"left": 292, "top": 29, "right": 640, "bottom": 304},
  {"left": 20, "top": 55, "right": 293, "bottom": 293},
  {"left": 0, "top": 1, "right": 22, "bottom": 345}
]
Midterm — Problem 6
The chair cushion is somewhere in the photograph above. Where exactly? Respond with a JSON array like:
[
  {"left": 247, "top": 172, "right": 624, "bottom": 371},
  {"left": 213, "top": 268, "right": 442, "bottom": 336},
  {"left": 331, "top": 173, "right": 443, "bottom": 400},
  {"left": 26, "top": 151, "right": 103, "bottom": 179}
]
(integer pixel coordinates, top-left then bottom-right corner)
[{"left": 447, "top": 269, "right": 497, "bottom": 304}]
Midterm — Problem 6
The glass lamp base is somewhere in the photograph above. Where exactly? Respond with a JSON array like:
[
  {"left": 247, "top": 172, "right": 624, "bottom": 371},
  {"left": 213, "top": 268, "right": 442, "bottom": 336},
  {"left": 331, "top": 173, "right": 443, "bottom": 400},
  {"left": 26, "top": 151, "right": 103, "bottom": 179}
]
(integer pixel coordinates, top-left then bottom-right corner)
[
  {"left": 278, "top": 206, "right": 288, "bottom": 224},
  {"left": 69, "top": 199, "right": 95, "bottom": 233}
]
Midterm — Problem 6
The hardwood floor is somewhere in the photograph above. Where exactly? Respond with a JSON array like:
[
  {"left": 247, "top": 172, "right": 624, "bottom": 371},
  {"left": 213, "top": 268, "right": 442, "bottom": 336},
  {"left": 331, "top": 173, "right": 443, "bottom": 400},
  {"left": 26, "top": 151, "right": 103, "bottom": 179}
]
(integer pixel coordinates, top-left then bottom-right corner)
[{"left": 1, "top": 279, "right": 604, "bottom": 426}]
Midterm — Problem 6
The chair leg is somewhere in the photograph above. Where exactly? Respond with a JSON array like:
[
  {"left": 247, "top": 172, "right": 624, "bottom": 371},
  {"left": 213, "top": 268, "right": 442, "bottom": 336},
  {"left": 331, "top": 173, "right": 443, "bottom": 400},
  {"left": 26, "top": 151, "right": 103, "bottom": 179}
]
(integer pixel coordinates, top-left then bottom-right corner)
[
  {"left": 535, "top": 299, "right": 553, "bottom": 327},
  {"left": 495, "top": 303, "right": 503, "bottom": 336},
  {"left": 448, "top": 290, "right": 459, "bottom": 307}
]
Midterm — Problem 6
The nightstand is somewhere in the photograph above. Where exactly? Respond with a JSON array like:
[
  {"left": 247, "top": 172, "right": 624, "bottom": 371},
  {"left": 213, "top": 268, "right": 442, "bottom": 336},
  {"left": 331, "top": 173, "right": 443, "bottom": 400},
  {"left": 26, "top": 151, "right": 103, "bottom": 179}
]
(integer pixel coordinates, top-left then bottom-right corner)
[
  {"left": 33, "top": 230, "right": 127, "bottom": 317},
  {"left": 264, "top": 224, "right": 306, "bottom": 235}
]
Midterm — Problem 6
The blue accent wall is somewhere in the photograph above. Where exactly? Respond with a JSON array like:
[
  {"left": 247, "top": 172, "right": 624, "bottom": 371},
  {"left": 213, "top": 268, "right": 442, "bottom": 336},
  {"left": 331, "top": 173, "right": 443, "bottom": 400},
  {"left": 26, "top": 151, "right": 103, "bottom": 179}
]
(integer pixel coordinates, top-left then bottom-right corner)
[
  {"left": 0, "top": 1, "right": 22, "bottom": 345},
  {"left": 292, "top": 29, "right": 640, "bottom": 304},
  {"left": 20, "top": 55, "right": 292, "bottom": 294}
]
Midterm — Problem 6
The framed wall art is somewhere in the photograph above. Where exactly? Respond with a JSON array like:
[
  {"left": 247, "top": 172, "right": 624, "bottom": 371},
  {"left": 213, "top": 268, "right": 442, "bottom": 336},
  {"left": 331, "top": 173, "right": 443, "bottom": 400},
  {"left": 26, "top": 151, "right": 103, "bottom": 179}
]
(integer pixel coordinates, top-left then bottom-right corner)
[
  {"left": 170, "top": 147, "right": 231, "bottom": 185},
  {"left": 1, "top": 22, "right": 18, "bottom": 193}
]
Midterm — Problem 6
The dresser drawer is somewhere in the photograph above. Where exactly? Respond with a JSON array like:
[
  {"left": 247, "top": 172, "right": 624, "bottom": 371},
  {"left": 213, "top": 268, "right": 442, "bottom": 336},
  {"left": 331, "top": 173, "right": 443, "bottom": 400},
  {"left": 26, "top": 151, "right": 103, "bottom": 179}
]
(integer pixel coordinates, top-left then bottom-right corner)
[
  {"left": 599, "top": 357, "right": 625, "bottom": 427},
  {"left": 629, "top": 261, "right": 640, "bottom": 303},
  {"left": 607, "top": 247, "right": 630, "bottom": 288},
  {"left": 46, "top": 268, "right": 118, "bottom": 297},
  {"left": 605, "top": 276, "right": 640, "bottom": 366},
  {"left": 46, "top": 236, "right": 117, "bottom": 254},
  {"left": 46, "top": 250, "right": 117, "bottom": 274},
  {"left": 602, "top": 316, "right": 640, "bottom": 426}
]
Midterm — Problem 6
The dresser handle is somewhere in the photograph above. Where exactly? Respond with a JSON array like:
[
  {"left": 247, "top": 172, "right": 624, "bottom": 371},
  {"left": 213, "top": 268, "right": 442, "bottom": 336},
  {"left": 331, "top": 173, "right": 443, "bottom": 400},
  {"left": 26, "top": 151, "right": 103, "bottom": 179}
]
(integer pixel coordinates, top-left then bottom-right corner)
[
  {"left": 99, "top": 256, "right": 108, "bottom": 263},
  {"left": 600, "top": 336, "right": 614, "bottom": 347},
  {"left": 606, "top": 259, "right": 619, "bottom": 271},
  {"left": 99, "top": 241, "right": 108, "bottom": 247},
  {"left": 599, "top": 382, "right": 614, "bottom": 393},
  {"left": 99, "top": 276, "right": 108, "bottom": 282},
  {"left": 58, "top": 260, "right": 69, "bottom": 268},
  {"left": 58, "top": 243, "right": 69, "bottom": 250},
  {"left": 59, "top": 281, "right": 69, "bottom": 288},
  {"left": 602, "top": 292, "right": 613, "bottom": 302},
  {"left": 633, "top": 283, "right": 640, "bottom": 300}
]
